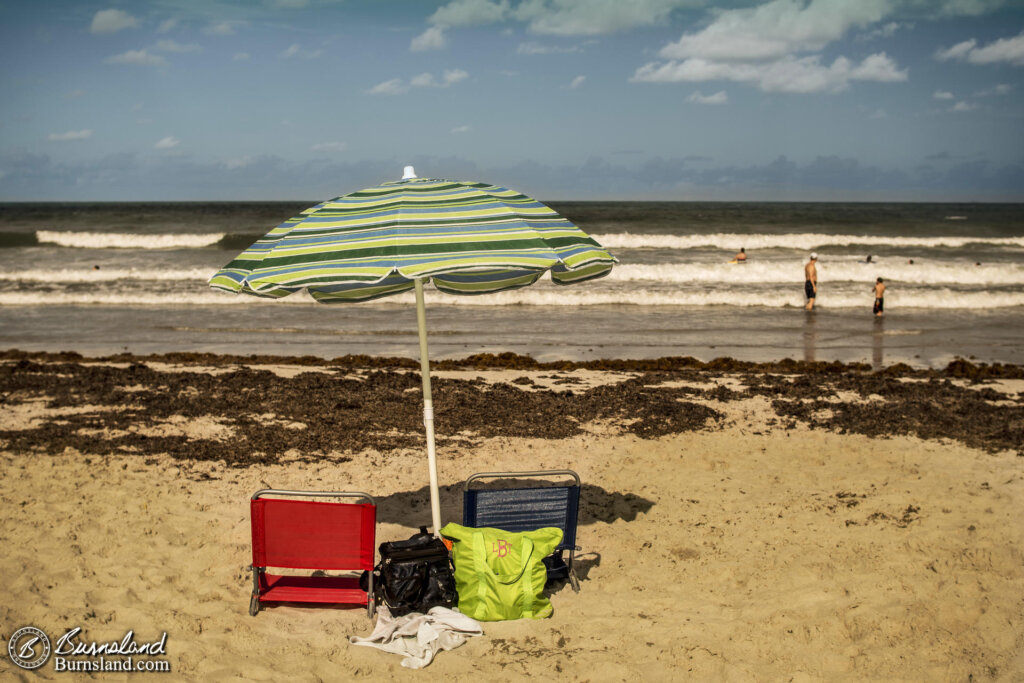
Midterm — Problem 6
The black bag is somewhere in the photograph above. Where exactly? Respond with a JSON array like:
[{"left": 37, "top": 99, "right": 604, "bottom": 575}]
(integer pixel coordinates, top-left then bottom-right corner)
[{"left": 368, "top": 526, "right": 457, "bottom": 616}]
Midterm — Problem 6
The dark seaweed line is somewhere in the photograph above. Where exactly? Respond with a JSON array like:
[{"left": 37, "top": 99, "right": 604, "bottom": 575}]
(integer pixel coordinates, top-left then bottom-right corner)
[{"left": 1, "top": 359, "right": 1020, "bottom": 467}]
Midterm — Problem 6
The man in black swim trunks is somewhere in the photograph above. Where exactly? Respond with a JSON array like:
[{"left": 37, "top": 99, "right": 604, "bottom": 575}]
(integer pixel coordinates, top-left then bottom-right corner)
[
  {"left": 873, "top": 277, "right": 885, "bottom": 316},
  {"left": 804, "top": 253, "right": 818, "bottom": 310}
]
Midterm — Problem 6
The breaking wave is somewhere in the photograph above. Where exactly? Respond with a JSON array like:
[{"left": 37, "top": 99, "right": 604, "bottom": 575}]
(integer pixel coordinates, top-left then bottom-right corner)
[{"left": 596, "top": 232, "right": 1024, "bottom": 250}]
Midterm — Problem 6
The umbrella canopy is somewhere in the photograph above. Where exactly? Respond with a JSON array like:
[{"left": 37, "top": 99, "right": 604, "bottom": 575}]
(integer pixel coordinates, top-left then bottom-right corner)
[
  {"left": 210, "top": 172, "right": 615, "bottom": 301},
  {"left": 210, "top": 169, "right": 617, "bottom": 533}
]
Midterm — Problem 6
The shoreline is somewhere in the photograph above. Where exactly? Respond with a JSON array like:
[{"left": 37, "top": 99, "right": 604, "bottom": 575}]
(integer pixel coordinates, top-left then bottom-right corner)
[{"left": 4, "top": 303, "right": 1024, "bottom": 371}]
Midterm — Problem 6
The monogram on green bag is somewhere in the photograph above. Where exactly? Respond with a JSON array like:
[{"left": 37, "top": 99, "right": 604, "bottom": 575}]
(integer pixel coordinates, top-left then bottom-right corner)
[{"left": 440, "top": 523, "right": 563, "bottom": 622}]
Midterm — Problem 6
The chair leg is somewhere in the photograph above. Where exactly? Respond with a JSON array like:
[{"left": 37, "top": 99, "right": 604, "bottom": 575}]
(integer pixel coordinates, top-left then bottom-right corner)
[
  {"left": 249, "top": 565, "right": 262, "bottom": 615},
  {"left": 568, "top": 550, "right": 581, "bottom": 593},
  {"left": 367, "top": 569, "right": 376, "bottom": 618}
]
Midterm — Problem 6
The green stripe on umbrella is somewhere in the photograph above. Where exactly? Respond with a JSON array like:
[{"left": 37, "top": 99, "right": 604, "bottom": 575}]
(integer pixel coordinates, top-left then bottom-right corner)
[{"left": 210, "top": 167, "right": 617, "bottom": 534}]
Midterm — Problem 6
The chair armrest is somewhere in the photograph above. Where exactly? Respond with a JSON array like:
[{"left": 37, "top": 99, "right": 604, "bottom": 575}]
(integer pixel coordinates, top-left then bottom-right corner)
[
  {"left": 251, "top": 489, "right": 375, "bottom": 505},
  {"left": 464, "top": 470, "right": 580, "bottom": 491}
]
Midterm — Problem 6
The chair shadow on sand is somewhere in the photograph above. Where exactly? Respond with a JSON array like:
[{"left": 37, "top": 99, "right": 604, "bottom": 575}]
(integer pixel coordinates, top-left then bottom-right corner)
[{"left": 374, "top": 481, "right": 652, "bottom": 594}]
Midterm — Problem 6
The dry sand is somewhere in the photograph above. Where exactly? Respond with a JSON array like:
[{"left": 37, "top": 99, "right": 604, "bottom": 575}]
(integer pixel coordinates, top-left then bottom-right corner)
[{"left": 1, "top": 359, "right": 1022, "bottom": 681}]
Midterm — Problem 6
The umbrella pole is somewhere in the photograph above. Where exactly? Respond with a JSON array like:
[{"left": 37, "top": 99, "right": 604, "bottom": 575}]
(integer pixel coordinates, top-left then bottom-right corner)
[{"left": 414, "top": 278, "right": 443, "bottom": 535}]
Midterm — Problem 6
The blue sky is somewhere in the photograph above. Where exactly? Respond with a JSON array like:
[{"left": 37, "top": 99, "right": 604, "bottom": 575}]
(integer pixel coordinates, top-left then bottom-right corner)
[{"left": 1, "top": 0, "right": 1023, "bottom": 201}]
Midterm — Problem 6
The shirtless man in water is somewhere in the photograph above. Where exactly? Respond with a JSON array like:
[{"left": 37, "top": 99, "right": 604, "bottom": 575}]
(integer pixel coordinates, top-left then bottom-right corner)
[
  {"left": 804, "top": 253, "right": 818, "bottom": 310},
  {"left": 873, "top": 277, "right": 886, "bottom": 317}
]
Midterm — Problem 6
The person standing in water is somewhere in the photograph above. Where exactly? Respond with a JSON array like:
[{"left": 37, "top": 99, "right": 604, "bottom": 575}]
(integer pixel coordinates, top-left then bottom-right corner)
[
  {"left": 873, "top": 277, "right": 886, "bottom": 317},
  {"left": 804, "top": 253, "right": 818, "bottom": 310}
]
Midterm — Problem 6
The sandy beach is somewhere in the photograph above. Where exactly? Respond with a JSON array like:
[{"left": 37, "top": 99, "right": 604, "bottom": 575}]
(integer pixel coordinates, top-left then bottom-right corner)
[{"left": 2, "top": 351, "right": 1022, "bottom": 680}]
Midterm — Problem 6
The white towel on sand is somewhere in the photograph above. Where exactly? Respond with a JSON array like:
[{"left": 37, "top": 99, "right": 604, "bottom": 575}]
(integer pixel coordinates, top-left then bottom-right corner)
[{"left": 349, "top": 605, "right": 484, "bottom": 669}]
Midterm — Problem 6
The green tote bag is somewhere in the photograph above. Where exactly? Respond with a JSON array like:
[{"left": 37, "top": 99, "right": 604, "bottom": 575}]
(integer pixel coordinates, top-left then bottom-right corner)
[{"left": 440, "top": 523, "right": 563, "bottom": 622}]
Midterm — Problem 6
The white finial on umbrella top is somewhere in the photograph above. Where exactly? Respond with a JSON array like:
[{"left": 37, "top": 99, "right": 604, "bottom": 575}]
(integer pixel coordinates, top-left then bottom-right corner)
[{"left": 402, "top": 165, "right": 417, "bottom": 179}]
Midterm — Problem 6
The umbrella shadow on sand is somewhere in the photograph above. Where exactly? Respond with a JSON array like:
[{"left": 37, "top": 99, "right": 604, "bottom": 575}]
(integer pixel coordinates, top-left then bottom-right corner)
[{"left": 374, "top": 481, "right": 654, "bottom": 529}]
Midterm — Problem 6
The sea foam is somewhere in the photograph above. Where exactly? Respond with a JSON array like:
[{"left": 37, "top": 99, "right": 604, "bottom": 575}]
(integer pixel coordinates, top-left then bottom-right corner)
[{"left": 36, "top": 231, "right": 225, "bottom": 249}]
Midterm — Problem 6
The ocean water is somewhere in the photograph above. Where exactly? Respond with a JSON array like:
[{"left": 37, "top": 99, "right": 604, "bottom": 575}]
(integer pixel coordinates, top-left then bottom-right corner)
[{"left": 1, "top": 201, "right": 1022, "bottom": 367}]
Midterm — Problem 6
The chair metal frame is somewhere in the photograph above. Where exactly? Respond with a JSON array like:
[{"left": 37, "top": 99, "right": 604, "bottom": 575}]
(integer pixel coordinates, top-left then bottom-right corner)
[
  {"left": 463, "top": 470, "right": 582, "bottom": 592},
  {"left": 249, "top": 489, "right": 376, "bottom": 617}
]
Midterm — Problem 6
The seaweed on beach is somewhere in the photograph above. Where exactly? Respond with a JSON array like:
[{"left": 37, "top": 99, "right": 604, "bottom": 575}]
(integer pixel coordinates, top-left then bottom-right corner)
[
  {"left": 1, "top": 353, "right": 1020, "bottom": 465},
  {"left": 0, "top": 361, "right": 722, "bottom": 467},
  {"left": 6, "top": 348, "right": 1022, "bottom": 379}
]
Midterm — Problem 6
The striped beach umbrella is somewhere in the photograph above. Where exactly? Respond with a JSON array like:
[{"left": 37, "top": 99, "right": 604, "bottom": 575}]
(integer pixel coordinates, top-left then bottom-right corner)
[{"left": 210, "top": 167, "right": 617, "bottom": 533}]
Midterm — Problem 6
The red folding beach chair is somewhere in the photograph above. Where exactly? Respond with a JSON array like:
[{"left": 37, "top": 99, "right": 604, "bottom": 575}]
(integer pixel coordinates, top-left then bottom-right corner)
[{"left": 249, "top": 489, "right": 376, "bottom": 617}]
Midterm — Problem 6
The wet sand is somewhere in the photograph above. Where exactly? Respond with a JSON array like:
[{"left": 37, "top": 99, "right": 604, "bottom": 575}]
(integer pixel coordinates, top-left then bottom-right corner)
[{"left": 1, "top": 351, "right": 1022, "bottom": 680}]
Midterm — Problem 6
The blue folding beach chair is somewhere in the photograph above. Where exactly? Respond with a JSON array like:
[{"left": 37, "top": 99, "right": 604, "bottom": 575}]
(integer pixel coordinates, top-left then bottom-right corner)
[{"left": 462, "top": 470, "right": 582, "bottom": 592}]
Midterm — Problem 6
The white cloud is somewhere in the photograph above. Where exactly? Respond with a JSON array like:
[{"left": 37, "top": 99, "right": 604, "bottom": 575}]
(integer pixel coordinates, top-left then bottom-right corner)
[
  {"left": 936, "top": 31, "right": 1024, "bottom": 66},
  {"left": 422, "top": 0, "right": 695, "bottom": 37},
  {"left": 104, "top": 50, "right": 167, "bottom": 66},
  {"left": 848, "top": 52, "right": 907, "bottom": 81},
  {"left": 443, "top": 68, "right": 469, "bottom": 85},
  {"left": 281, "top": 44, "right": 324, "bottom": 59},
  {"left": 451, "top": 125, "right": 471, "bottom": 133},
  {"left": 156, "top": 18, "right": 178, "bottom": 34},
  {"left": 233, "top": 52, "right": 250, "bottom": 61},
  {"left": 569, "top": 75, "right": 586, "bottom": 88},
  {"left": 48, "top": 130, "right": 93, "bottom": 142},
  {"left": 933, "top": 90, "right": 955, "bottom": 99},
  {"left": 310, "top": 141, "right": 347, "bottom": 152},
  {"left": 634, "top": 1, "right": 912, "bottom": 97},
  {"left": 517, "top": 41, "right": 582, "bottom": 54},
  {"left": 368, "top": 78, "right": 408, "bottom": 95},
  {"left": 859, "top": 21, "right": 912, "bottom": 41},
  {"left": 154, "top": 136, "right": 180, "bottom": 149},
  {"left": 411, "top": 73, "right": 437, "bottom": 88},
  {"left": 411, "top": 26, "right": 447, "bottom": 52},
  {"left": 154, "top": 39, "right": 202, "bottom": 53},
  {"left": 90, "top": 9, "right": 138, "bottom": 34},
  {"left": 935, "top": 39, "right": 977, "bottom": 61},
  {"left": 430, "top": 0, "right": 510, "bottom": 27},
  {"left": 658, "top": 0, "right": 890, "bottom": 61},
  {"left": 514, "top": 0, "right": 695, "bottom": 36},
  {"left": 369, "top": 70, "right": 469, "bottom": 95},
  {"left": 633, "top": 52, "right": 906, "bottom": 94},
  {"left": 923, "top": 0, "right": 1013, "bottom": 17},
  {"left": 974, "top": 83, "right": 1012, "bottom": 96},
  {"left": 964, "top": 31, "right": 1024, "bottom": 66},
  {"left": 687, "top": 90, "right": 728, "bottom": 104},
  {"left": 952, "top": 101, "right": 978, "bottom": 111}
]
